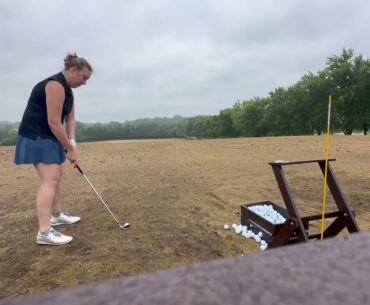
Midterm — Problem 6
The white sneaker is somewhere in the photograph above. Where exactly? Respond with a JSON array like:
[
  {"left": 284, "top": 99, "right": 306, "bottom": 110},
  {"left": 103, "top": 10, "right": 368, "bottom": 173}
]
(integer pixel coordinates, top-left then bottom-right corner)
[
  {"left": 36, "top": 228, "right": 73, "bottom": 245},
  {"left": 51, "top": 212, "right": 81, "bottom": 226}
]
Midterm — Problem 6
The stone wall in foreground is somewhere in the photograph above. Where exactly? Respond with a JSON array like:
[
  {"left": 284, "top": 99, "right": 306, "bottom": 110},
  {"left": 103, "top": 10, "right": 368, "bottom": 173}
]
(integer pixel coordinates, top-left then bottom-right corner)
[{"left": 1, "top": 232, "right": 370, "bottom": 305}]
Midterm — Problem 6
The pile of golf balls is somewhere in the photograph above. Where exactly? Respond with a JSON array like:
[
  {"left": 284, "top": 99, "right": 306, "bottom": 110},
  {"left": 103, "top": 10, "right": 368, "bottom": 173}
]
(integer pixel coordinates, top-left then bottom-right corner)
[
  {"left": 223, "top": 205, "right": 286, "bottom": 251},
  {"left": 224, "top": 223, "right": 268, "bottom": 251},
  {"left": 224, "top": 204, "right": 286, "bottom": 251},
  {"left": 248, "top": 204, "right": 286, "bottom": 224}
]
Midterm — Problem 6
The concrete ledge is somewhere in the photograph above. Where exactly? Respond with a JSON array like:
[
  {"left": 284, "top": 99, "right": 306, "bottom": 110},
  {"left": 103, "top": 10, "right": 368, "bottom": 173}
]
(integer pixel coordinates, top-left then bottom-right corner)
[{"left": 1, "top": 232, "right": 370, "bottom": 305}]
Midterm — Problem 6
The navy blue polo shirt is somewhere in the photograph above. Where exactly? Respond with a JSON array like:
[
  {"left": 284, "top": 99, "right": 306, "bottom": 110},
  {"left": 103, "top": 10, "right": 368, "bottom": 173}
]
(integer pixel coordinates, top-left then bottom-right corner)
[{"left": 18, "top": 72, "right": 74, "bottom": 141}]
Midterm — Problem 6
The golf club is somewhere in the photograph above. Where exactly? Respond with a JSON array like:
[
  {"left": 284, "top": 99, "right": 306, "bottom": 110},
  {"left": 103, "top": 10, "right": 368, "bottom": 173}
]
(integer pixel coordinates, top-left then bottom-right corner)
[{"left": 75, "top": 164, "right": 131, "bottom": 230}]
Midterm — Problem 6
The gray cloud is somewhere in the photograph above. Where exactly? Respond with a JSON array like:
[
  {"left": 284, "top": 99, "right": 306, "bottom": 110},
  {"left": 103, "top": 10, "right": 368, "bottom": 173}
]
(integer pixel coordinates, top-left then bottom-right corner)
[{"left": 1, "top": 0, "right": 370, "bottom": 122}]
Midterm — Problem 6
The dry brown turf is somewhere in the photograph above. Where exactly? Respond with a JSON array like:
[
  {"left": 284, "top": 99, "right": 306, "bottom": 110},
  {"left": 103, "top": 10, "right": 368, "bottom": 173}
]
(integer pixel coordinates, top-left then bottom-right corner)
[{"left": 1, "top": 136, "right": 369, "bottom": 298}]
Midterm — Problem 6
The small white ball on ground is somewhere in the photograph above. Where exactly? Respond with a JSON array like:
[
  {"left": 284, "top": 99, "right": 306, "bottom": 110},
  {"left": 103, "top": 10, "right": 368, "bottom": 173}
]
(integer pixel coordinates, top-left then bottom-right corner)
[
  {"left": 254, "top": 235, "right": 261, "bottom": 243},
  {"left": 260, "top": 240, "right": 267, "bottom": 246},
  {"left": 224, "top": 224, "right": 229, "bottom": 230},
  {"left": 248, "top": 230, "right": 255, "bottom": 236},
  {"left": 260, "top": 244, "right": 268, "bottom": 251}
]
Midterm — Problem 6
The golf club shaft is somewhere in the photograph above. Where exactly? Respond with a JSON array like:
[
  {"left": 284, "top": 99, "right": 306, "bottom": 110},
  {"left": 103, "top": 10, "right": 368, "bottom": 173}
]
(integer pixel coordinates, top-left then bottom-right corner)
[{"left": 76, "top": 164, "right": 121, "bottom": 225}]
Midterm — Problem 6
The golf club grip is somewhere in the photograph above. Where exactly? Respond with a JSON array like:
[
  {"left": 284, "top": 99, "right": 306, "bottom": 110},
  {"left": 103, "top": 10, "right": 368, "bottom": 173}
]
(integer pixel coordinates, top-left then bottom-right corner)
[{"left": 76, "top": 165, "right": 84, "bottom": 175}]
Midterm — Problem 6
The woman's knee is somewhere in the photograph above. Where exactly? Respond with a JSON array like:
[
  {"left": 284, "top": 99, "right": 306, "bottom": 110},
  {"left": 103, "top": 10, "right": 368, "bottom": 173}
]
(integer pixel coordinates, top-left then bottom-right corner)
[
  {"left": 35, "top": 164, "right": 63, "bottom": 186},
  {"left": 41, "top": 173, "right": 61, "bottom": 188}
]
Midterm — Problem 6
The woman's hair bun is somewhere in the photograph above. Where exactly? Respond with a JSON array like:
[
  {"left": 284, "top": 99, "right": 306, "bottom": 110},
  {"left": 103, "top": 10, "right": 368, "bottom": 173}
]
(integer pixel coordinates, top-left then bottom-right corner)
[{"left": 64, "top": 53, "right": 92, "bottom": 72}]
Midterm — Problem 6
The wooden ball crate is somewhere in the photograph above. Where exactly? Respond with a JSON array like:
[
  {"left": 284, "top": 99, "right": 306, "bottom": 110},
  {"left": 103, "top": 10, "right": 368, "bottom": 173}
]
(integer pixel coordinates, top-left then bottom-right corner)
[{"left": 241, "top": 159, "right": 360, "bottom": 249}]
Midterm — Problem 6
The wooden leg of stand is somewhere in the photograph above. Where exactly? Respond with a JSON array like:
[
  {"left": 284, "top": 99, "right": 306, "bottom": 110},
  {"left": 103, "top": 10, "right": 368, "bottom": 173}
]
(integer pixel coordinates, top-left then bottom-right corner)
[{"left": 322, "top": 216, "right": 346, "bottom": 238}]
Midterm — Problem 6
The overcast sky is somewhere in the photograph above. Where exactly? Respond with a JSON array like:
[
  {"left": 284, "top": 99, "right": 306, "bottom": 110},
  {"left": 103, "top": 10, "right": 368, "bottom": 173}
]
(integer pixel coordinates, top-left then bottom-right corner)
[{"left": 1, "top": 0, "right": 370, "bottom": 123}]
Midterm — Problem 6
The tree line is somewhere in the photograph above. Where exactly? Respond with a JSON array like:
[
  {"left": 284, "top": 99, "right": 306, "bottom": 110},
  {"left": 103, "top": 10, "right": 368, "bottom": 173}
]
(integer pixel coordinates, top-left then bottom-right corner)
[{"left": 1, "top": 48, "right": 369, "bottom": 146}]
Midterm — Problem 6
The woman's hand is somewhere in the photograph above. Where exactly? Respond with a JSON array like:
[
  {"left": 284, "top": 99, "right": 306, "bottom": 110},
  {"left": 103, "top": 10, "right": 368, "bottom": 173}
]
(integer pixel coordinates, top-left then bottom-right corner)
[{"left": 66, "top": 148, "right": 79, "bottom": 167}]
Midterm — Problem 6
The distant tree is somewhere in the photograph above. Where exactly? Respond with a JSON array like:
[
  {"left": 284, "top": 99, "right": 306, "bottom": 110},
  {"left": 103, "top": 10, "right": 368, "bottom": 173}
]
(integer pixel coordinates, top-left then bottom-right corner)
[
  {"left": 324, "top": 48, "right": 364, "bottom": 135},
  {"left": 173, "top": 119, "right": 187, "bottom": 137},
  {"left": 216, "top": 108, "right": 240, "bottom": 138},
  {"left": 354, "top": 57, "right": 370, "bottom": 134},
  {"left": 0, "top": 125, "right": 12, "bottom": 140},
  {"left": 232, "top": 98, "right": 269, "bottom": 137},
  {"left": 264, "top": 87, "right": 295, "bottom": 136},
  {"left": 1, "top": 129, "right": 17, "bottom": 146},
  {"left": 295, "top": 72, "right": 331, "bottom": 135}
]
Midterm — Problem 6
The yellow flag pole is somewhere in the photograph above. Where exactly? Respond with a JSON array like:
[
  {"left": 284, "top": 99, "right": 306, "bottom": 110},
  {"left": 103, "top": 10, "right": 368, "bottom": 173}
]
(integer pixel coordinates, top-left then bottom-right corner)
[{"left": 320, "top": 95, "right": 332, "bottom": 240}]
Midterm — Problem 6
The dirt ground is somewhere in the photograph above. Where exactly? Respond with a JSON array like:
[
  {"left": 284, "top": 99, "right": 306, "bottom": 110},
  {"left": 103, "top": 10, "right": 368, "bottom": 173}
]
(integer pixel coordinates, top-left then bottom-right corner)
[{"left": 1, "top": 136, "right": 369, "bottom": 299}]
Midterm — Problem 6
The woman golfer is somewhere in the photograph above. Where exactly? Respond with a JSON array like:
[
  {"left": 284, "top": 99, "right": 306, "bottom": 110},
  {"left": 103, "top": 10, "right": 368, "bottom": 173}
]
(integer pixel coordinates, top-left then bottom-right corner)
[{"left": 14, "top": 53, "right": 92, "bottom": 245}]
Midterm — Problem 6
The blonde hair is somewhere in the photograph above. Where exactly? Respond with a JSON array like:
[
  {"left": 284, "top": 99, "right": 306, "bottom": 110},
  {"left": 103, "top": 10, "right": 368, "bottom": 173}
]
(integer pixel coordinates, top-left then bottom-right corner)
[{"left": 64, "top": 53, "right": 93, "bottom": 72}]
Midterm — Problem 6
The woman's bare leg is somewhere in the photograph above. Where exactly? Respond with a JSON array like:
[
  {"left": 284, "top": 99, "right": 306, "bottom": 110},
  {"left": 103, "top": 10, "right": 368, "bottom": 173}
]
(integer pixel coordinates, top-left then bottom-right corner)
[
  {"left": 52, "top": 165, "right": 63, "bottom": 214},
  {"left": 34, "top": 163, "right": 62, "bottom": 232}
]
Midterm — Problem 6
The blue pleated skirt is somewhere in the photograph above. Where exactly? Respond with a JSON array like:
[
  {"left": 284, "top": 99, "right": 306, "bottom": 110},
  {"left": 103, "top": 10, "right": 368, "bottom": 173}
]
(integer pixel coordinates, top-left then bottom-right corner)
[{"left": 14, "top": 135, "right": 66, "bottom": 165}]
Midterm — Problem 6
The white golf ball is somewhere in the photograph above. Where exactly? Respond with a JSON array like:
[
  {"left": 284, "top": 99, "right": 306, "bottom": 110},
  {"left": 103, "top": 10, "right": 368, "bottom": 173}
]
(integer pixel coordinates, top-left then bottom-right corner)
[
  {"left": 248, "top": 204, "right": 286, "bottom": 224},
  {"left": 254, "top": 235, "right": 261, "bottom": 243},
  {"left": 260, "top": 244, "right": 268, "bottom": 251},
  {"left": 224, "top": 224, "right": 229, "bottom": 230}
]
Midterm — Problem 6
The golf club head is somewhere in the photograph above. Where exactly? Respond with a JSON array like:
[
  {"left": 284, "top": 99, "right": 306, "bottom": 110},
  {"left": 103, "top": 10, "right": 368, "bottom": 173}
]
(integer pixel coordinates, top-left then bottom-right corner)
[{"left": 120, "top": 223, "right": 131, "bottom": 230}]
